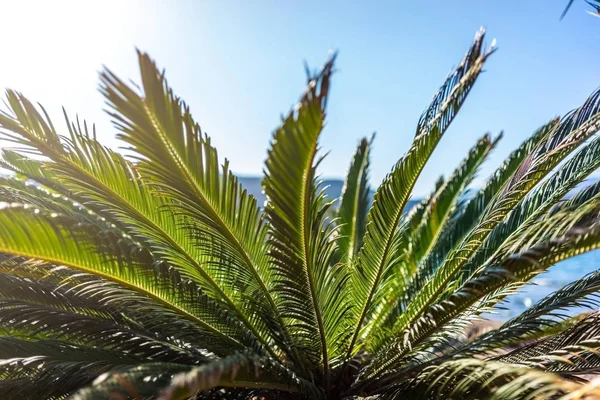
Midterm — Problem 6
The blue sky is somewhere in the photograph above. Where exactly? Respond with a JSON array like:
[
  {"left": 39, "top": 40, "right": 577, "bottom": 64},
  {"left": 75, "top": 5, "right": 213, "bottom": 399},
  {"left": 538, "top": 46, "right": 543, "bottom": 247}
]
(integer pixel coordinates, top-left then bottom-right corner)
[{"left": 0, "top": 1, "right": 599, "bottom": 196}]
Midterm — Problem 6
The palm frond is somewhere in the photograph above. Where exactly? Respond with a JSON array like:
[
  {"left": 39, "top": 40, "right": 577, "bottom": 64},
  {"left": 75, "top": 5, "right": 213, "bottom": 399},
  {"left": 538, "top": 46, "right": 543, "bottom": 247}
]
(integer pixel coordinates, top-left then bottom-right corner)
[
  {"left": 551, "top": 180, "right": 600, "bottom": 216},
  {"left": 560, "top": 377, "right": 600, "bottom": 400},
  {"left": 370, "top": 133, "right": 499, "bottom": 336},
  {"left": 359, "top": 208, "right": 600, "bottom": 387},
  {"left": 262, "top": 54, "right": 342, "bottom": 384},
  {"left": 404, "top": 176, "right": 446, "bottom": 234},
  {"left": 427, "top": 182, "right": 600, "bottom": 353},
  {"left": 0, "top": 208, "right": 249, "bottom": 355},
  {"left": 387, "top": 86, "right": 600, "bottom": 348},
  {"left": 561, "top": 0, "right": 600, "bottom": 19},
  {"left": 0, "top": 262, "right": 209, "bottom": 363},
  {"left": 73, "top": 354, "right": 320, "bottom": 400},
  {"left": 430, "top": 119, "right": 558, "bottom": 266},
  {"left": 100, "top": 53, "right": 287, "bottom": 361},
  {"left": 378, "top": 359, "right": 578, "bottom": 400},
  {"left": 493, "top": 313, "right": 600, "bottom": 376},
  {"left": 0, "top": 27, "right": 599, "bottom": 400},
  {"left": 453, "top": 134, "right": 600, "bottom": 293},
  {"left": 468, "top": 268, "right": 600, "bottom": 358},
  {"left": 408, "top": 133, "right": 499, "bottom": 269},
  {"left": 0, "top": 100, "right": 280, "bottom": 354},
  {"left": 0, "top": 336, "right": 143, "bottom": 399},
  {"left": 345, "top": 28, "right": 494, "bottom": 362},
  {"left": 0, "top": 176, "right": 86, "bottom": 219},
  {"left": 159, "top": 353, "right": 322, "bottom": 400},
  {"left": 0, "top": 148, "right": 133, "bottom": 235},
  {"left": 70, "top": 363, "right": 190, "bottom": 400}
]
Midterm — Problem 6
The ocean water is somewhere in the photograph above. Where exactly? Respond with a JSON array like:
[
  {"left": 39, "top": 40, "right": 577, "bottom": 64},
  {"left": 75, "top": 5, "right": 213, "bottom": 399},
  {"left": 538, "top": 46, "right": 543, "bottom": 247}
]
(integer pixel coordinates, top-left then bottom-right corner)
[{"left": 490, "top": 250, "right": 600, "bottom": 320}]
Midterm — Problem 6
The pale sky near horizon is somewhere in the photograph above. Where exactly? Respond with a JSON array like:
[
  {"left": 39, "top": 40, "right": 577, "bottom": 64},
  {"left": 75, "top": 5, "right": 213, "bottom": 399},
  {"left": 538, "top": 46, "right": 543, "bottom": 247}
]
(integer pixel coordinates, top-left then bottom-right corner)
[{"left": 0, "top": 0, "right": 599, "bottom": 196}]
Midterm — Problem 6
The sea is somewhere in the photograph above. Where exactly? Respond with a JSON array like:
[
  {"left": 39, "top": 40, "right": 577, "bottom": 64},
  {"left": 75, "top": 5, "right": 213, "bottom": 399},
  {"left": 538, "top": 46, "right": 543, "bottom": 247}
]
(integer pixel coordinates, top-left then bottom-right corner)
[{"left": 495, "top": 252, "right": 600, "bottom": 320}]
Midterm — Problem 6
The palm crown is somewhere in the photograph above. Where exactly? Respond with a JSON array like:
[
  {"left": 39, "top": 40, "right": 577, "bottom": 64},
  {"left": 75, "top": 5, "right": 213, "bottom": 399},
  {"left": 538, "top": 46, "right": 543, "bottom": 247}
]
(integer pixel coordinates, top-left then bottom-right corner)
[{"left": 2, "top": 29, "right": 600, "bottom": 399}]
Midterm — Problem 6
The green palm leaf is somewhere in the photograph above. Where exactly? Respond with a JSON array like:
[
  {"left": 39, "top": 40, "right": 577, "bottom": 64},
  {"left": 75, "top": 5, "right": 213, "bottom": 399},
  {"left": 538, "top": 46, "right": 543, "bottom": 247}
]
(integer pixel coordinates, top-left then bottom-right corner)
[
  {"left": 0, "top": 262, "right": 211, "bottom": 363},
  {"left": 262, "top": 55, "right": 342, "bottom": 385},
  {"left": 345, "top": 28, "right": 494, "bottom": 361},
  {"left": 0, "top": 102, "right": 273, "bottom": 352},
  {"left": 370, "top": 133, "right": 499, "bottom": 336},
  {"left": 404, "top": 176, "right": 446, "bottom": 234},
  {"left": 407, "top": 134, "right": 499, "bottom": 269},
  {"left": 468, "top": 267, "right": 600, "bottom": 357},
  {"left": 100, "top": 54, "right": 286, "bottom": 360},
  {"left": 451, "top": 133, "right": 600, "bottom": 296},
  {"left": 379, "top": 359, "right": 578, "bottom": 400},
  {"left": 0, "top": 208, "right": 246, "bottom": 354},
  {"left": 438, "top": 119, "right": 558, "bottom": 258},
  {"left": 388, "top": 86, "right": 600, "bottom": 347},
  {"left": 359, "top": 203, "right": 600, "bottom": 386}
]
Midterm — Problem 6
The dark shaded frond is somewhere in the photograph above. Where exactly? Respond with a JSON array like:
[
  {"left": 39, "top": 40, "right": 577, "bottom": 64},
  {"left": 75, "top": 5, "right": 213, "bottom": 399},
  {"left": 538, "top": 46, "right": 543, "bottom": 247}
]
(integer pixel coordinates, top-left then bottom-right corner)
[
  {"left": 493, "top": 313, "right": 600, "bottom": 376},
  {"left": 0, "top": 337, "right": 143, "bottom": 399},
  {"left": 159, "top": 354, "right": 323, "bottom": 400},
  {"left": 468, "top": 268, "right": 600, "bottom": 357},
  {"left": 70, "top": 363, "right": 190, "bottom": 400},
  {"left": 0, "top": 265, "right": 207, "bottom": 364},
  {"left": 377, "top": 359, "right": 578, "bottom": 400},
  {"left": 73, "top": 354, "right": 320, "bottom": 400},
  {"left": 0, "top": 259, "right": 211, "bottom": 362}
]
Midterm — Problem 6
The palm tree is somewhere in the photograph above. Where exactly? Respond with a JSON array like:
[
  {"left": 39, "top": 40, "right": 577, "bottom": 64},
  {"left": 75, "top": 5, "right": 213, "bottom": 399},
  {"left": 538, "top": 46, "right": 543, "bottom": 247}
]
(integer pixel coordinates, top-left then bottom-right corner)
[{"left": 2, "top": 28, "right": 600, "bottom": 399}]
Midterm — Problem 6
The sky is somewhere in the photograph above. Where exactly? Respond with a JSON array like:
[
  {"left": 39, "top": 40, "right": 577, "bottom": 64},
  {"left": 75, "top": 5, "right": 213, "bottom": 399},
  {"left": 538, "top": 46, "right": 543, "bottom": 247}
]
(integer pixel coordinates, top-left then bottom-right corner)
[{"left": 0, "top": 0, "right": 599, "bottom": 196}]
